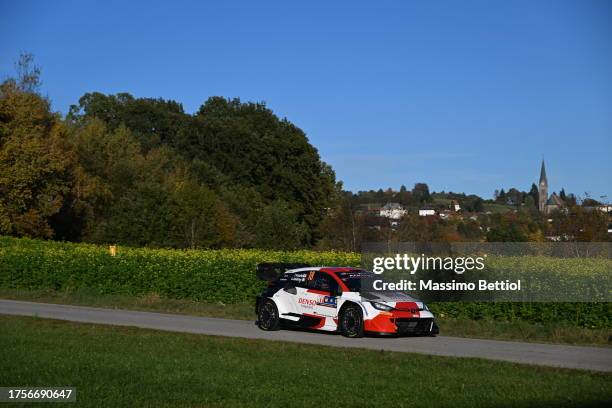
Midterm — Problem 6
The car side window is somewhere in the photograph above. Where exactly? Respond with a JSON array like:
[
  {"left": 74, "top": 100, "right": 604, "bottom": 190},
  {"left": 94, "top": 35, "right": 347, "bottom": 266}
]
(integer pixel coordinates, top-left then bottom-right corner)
[{"left": 308, "top": 272, "right": 339, "bottom": 293}]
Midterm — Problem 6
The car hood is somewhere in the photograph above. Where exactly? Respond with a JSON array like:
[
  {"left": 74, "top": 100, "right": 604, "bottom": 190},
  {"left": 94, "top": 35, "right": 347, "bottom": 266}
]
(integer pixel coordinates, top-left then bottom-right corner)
[{"left": 359, "top": 290, "right": 420, "bottom": 303}]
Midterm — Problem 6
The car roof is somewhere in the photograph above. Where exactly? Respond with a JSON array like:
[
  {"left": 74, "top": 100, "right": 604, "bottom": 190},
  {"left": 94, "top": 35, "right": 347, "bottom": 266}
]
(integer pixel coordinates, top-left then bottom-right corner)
[
  {"left": 284, "top": 267, "right": 321, "bottom": 273},
  {"left": 284, "top": 266, "right": 362, "bottom": 274},
  {"left": 320, "top": 267, "right": 362, "bottom": 274}
]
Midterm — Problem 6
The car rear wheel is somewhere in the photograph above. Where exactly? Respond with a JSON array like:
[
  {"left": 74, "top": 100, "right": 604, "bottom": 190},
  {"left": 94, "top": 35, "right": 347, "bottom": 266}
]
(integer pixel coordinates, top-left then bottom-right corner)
[
  {"left": 429, "top": 321, "right": 439, "bottom": 337},
  {"left": 340, "top": 304, "right": 364, "bottom": 338},
  {"left": 257, "top": 299, "right": 280, "bottom": 331}
]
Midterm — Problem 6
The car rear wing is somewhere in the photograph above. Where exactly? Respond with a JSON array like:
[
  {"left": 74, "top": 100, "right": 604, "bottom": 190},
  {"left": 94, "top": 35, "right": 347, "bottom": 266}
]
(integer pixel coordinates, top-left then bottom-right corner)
[{"left": 256, "top": 263, "right": 311, "bottom": 281}]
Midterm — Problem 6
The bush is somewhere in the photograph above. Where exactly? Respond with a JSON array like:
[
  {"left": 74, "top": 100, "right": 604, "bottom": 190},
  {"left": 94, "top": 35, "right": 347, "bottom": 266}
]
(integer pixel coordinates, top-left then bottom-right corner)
[
  {"left": 429, "top": 302, "right": 611, "bottom": 329},
  {"left": 0, "top": 236, "right": 359, "bottom": 303}
]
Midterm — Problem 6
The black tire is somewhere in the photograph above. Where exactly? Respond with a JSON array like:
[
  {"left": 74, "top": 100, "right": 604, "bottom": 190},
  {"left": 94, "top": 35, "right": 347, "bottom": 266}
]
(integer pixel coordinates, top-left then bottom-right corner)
[
  {"left": 257, "top": 299, "right": 280, "bottom": 331},
  {"left": 429, "top": 322, "right": 439, "bottom": 337},
  {"left": 339, "top": 304, "right": 364, "bottom": 338}
]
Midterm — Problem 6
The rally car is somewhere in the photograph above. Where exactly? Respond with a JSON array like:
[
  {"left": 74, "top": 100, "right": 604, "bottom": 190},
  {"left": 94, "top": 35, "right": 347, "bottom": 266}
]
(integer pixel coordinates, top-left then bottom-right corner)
[{"left": 255, "top": 263, "right": 439, "bottom": 337}]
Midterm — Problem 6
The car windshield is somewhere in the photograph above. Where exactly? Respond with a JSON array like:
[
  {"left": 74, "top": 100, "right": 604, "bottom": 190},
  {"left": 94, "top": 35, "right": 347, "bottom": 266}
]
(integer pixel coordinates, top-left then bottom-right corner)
[{"left": 336, "top": 270, "right": 378, "bottom": 292}]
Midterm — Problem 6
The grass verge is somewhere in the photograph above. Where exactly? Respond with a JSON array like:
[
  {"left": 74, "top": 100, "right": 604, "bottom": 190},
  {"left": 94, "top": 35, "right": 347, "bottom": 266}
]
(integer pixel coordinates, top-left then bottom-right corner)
[
  {"left": 1, "top": 315, "right": 611, "bottom": 408},
  {"left": 0, "top": 288, "right": 610, "bottom": 347},
  {"left": 0, "top": 288, "right": 253, "bottom": 320}
]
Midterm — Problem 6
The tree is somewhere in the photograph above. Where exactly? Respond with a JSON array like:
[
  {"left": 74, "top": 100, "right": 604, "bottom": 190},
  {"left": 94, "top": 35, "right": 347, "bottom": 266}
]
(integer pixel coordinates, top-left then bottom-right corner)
[
  {"left": 565, "top": 193, "right": 577, "bottom": 207},
  {"left": 14, "top": 53, "right": 42, "bottom": 93},
  {"left": 63, "top": 119, "right": 145, "bottom": 240},
  {"left": 68, "top": 92, "right": 187, "bottom": 152},
  {"left": 457, "top": 219, "right": 482, "bottom": 240},
  {"left": 94, "top": 181, "right": 173, "bottom": 247},
  {"left": 193, "top": 97, "right": 336, "bottom": 240},
  {"left": 254, "top": 200, "right": 309, "bottom": 250},
  {"left": 462, "top": 195, "right": 484, "bottom": 212},
  {"left": 506, "top": 188, "right": 523, "bottom": 206},
  {"left": 496, "top": 189, "right": 507, "bottom": 204},
  {"left": 69, "top": 93, "right": 336, "bottom": 244},
  {"left": 0, "top": 60, "right": 73, "bottom": 238},
  {"left": 167, "top": 178, "right": 230, "bottom": 249},
  {"left": 218, "top": 185, "right": 265, "bottom": 247},
  {"left": 316, "top": 186, "right": 365, "bottom": 251},
  {"left": 523, "top": 195, "right": 536, "bottom": 211},
  {"left": 412, "top": 183, "right": 431, "bottom": 204},
  {"left": 528, "top": 183, "right": 539, "bottom": 207},
  {"left": 398, "top": 215, "right": 430, "bottom": 242},
  {"left": 582, "top": 198, "right": 601, "bottom": 207},
  {"left": 486, "top": 213, "right": 531, "bottom": 242},
  {"left": 548, "top": 207, "right": 610, "bottom": 242}
]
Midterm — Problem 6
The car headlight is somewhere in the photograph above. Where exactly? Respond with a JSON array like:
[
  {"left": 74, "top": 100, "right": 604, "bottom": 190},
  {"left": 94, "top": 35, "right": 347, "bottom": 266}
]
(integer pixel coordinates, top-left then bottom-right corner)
[{"left": 370, "top": 301, "right": 393, "bottom": 311}]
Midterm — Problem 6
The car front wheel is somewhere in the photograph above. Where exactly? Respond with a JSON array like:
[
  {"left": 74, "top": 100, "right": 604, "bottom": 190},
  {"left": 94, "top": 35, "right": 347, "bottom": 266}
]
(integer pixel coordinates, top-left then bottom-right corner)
[
  {"left": 257, "top": 299, "right": 280, "bottom": 331},
  {"left": 339, "top": 304, "right": 364, "bottom": 338}
]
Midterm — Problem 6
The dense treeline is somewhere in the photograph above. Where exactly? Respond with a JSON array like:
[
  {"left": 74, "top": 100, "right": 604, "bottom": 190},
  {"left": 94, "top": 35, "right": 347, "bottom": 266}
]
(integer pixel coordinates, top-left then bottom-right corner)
[
  {"left": 0, "top": 55, "right": 335, "bottom": 249},
  {"left": 1, "top": 55, "right": 609, "bottom": 250}
]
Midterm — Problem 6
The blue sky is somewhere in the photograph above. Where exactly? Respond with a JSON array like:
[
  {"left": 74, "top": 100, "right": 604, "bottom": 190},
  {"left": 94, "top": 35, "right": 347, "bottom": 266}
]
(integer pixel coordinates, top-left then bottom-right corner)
[{"left": 1, "top": 0, "right": 611, "bottom": 200}]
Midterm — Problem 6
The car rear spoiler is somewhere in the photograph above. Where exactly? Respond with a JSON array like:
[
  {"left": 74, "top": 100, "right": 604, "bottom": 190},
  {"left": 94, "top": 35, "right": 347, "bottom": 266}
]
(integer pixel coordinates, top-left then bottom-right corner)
[{"left": 256, "top": 263, "right": 311, "bottom": 281}]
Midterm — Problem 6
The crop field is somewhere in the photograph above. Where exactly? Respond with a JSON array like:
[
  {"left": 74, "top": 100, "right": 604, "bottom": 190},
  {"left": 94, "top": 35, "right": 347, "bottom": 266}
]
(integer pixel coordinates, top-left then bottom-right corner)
[
  {"left": 1, "top": 236, "right": 610, "bottom": 329},
  {"left": 0, "top": 236, "right": 360, "bottom": 302}
]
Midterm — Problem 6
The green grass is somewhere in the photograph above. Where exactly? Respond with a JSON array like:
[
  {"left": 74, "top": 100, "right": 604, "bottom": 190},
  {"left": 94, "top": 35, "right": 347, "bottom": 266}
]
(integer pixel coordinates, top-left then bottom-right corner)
[
  {"left": 438, "top": 318, "right": 611, "bottom": 346},
  {"left": 1, "top": 288, "right": 610, "bottom": 347},
  {"left": 0, "top": 288, "right": 254, "bottom": 320},
  {"left": 432, "top": 197, "right": 453, "bottom": 206},
  {"left": 1, "top": 315, "right": 611, "bottom": 408},
  {"left": 483, "top": 203, "right": 515, "bottom": 213}
]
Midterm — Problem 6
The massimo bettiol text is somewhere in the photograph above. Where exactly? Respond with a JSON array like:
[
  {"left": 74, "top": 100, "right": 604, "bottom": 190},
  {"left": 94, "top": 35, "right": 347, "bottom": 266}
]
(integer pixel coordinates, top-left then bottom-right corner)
[{"left": 370, "top": 254, "right": 521, "bottom": 293}]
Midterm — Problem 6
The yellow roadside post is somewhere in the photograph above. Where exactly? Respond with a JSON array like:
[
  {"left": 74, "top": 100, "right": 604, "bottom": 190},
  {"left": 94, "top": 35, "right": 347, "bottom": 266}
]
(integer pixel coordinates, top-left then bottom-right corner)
[{"left": 109, "top": 245, "right": 117, "bottom": 257}]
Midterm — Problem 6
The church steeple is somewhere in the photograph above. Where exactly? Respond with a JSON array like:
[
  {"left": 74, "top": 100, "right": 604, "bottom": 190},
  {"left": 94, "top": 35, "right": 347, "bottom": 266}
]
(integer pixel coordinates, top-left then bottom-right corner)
[
  {"left": 539, "top": 160, "right": 548, "bottom": 187},
  {"left": 538, "top": 160, "right": 548, "bottom": 213}
]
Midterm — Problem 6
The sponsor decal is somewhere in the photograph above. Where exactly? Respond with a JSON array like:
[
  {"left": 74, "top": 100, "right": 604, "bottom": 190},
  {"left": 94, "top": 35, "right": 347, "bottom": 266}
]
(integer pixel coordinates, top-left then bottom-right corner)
[
  {"left": 316, "top": 296, "right": 337, "bottom": 308},
  {"left": 298, "top": 296, "right": 337, "bottom": 308},
  {"left": 289, "top": 273, "right": 307, "bottom": 283}
]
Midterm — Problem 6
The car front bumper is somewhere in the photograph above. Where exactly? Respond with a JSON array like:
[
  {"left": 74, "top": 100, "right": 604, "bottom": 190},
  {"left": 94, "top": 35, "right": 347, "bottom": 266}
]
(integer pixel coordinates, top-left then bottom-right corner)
[{"left": 364, "top": 310, "right": 439, "bottom": 335}]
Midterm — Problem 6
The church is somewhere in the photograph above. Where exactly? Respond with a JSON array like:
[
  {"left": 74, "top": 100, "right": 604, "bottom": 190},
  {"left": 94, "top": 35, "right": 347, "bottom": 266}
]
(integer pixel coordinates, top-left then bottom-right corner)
[{"left": 538, "top": 160, "right": 565, "bottom": 214}]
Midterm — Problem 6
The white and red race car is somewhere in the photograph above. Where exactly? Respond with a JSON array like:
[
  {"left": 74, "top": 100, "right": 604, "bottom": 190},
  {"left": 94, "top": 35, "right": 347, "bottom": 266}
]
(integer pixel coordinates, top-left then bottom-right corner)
[{"left": 255, "top": 263, "right": 439, "bottom": 337}]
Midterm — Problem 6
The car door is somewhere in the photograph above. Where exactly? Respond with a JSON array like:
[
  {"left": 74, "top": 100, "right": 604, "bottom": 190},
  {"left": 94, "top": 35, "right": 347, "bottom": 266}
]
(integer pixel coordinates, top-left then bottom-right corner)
[
  {"left": 272, "top": 272, "right": 303, "bottom": 320},
  {"left": 294, "top": 270, "right": 319, "bottom": 315},
  {"left": 308, "top": 272, "right": 339, "bottom": 319}
]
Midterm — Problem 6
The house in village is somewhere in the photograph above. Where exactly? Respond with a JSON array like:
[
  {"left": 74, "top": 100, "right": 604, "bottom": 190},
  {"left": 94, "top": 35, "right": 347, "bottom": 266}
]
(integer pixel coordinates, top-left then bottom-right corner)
[
  {"left": 418, "top": 208, "right": 436, "bottom": 217},
  {"left": 379, "top": 202, "right": 407, "bottom": 220}
]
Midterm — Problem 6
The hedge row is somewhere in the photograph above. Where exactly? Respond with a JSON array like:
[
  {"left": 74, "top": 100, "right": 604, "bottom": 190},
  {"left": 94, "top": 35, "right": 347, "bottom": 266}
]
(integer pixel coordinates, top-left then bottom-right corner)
[
  {"left": 428, "top": 302, "right": 610, "bottom": 329},
  {"left": 0, "top": 236, "right": 609, "bottom": 328},
  {"left": 0, "top": 236, "right": 359, "bottom": 303}
]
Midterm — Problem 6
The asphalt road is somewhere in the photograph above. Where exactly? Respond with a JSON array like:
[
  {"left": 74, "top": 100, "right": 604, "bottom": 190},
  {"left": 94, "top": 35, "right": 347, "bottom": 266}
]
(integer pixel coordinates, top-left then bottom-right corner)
[{"left": 1, "top": 299, "right": 611, "bottom": 372}]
